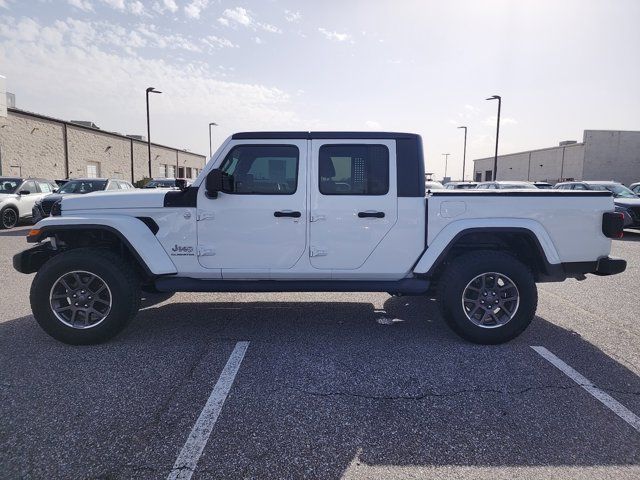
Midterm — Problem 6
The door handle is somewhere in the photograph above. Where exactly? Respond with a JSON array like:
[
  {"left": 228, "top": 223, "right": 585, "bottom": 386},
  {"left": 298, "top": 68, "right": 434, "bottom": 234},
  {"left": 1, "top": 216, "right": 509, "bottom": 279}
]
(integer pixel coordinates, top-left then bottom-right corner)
[
  {"left": 274, "top": 210, "right": 302, "bottom": 218},
  {"left": 358, "top": 211, "right": 385, "bottom": 218}
]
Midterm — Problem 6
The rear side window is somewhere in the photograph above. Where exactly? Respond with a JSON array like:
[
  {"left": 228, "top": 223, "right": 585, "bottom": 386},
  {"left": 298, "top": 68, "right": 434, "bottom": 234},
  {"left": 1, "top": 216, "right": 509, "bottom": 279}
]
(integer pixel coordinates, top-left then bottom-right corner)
[
  {"left": 319, "top": 144, "right": 389, "bottom": 195},
  {"left": 38, "top": 182, "right": 53, "bottom": 193},
  {"left": 220, "top": 145, "right": 299, "bottom": 195}
]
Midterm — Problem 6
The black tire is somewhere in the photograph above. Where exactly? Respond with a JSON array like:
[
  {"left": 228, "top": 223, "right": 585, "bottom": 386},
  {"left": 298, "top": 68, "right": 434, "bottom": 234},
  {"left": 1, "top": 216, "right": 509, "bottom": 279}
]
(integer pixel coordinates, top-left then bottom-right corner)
[
  {"left": 30, "top": 248, "right": 141, "bottom": 345},
  {"left": 1, "top": 206, "right": 19, "bottom": 229},
  {"left": 438, "top": 250, "right": 537, "bottom": 344}
]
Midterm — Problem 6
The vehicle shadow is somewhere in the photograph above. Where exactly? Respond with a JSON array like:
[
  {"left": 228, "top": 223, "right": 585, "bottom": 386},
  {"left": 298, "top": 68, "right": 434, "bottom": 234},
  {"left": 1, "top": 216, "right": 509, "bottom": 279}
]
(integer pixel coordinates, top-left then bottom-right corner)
[{"left": 1, "top": 295, "right": 639, "bottom": 478}]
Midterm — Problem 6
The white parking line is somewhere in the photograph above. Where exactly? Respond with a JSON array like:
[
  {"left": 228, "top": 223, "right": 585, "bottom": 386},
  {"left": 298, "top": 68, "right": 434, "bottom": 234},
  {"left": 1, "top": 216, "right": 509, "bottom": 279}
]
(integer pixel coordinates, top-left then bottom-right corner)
[
  {"left": 167, "top": 341, "right": 250, "bottom": 480},
  {"left": 531, "top": 346, "right": 640, "bottom": 433}
]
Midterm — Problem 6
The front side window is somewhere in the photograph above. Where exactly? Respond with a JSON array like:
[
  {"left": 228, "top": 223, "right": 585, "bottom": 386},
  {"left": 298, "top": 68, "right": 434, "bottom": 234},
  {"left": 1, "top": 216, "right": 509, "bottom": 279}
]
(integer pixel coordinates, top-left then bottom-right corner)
[
  {"left": 220, "top": 145, "right": 299, "bottom": 195},
  {"left": 319, "top": 144, "right": 389, "bottom": 195},
  {"left": 0, "top": 178, "right": 21, "bottom": 194}
]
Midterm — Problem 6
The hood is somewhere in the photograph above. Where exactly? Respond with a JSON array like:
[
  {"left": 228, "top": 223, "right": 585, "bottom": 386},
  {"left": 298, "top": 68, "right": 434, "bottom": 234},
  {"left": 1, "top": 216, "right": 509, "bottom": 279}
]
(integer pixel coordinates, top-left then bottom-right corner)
[
  {"left": 40, "top": 193, "right": 64, "bottom": 205},
  {"left": 61, "top": 190, "right": 168, "bottom": 211},
  {"left": 614, "top": 197, "right": 640, "bottom": 207}
]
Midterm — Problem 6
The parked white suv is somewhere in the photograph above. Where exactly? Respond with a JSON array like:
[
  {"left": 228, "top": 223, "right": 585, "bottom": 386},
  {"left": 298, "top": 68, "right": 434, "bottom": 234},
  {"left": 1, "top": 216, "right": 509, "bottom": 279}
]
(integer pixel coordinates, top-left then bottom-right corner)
[
  {"left": 0, "top": 177, "right": 57, "bottom": 229},
  {"left": 14, "top": 132, "right": 626, "bottom": 345}
]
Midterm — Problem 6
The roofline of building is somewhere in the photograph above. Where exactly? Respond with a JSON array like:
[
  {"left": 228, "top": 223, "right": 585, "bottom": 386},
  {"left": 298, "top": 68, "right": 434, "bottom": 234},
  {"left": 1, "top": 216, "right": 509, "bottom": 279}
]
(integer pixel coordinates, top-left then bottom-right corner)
[
  {"left": 472, "top": 142, "right": 585, "bottom": 163},
  {"left": 6, "top": 107, "right": 206, "bottom": 159}
]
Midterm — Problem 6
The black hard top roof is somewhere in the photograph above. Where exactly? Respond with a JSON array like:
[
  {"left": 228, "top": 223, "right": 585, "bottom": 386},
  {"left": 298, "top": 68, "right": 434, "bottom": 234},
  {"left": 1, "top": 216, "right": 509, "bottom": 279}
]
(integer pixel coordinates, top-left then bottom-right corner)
[{"left": 231, "top": 131, "right": 420, "bottom": 140}]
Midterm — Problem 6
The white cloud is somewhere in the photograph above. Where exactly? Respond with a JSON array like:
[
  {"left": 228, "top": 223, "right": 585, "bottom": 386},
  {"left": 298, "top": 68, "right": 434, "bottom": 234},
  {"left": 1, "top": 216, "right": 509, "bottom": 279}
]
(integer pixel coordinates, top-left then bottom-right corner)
[
  {"left": 100, "top": 0, "right": 125, "bottom": 10},
  {"left": 318, "top": 27, "right": 351, "bottom": 42},
  {"left": 253, "top": 36, "right": 262, "bottom": 44},
  {"left": 184, "top": 0, "right": 209, "bottom": 19},
  {"left": 0, "top": 15, "right": 299, "bottom": 154},
  {"left": 202, "top": 35, "right": 237, "bottom": 49},
  {"left": 0, "top": 0, "right": 11, "bottom": 9},
  {"left": 218, "top": 7, "right": 282, "bottom": 33},
  {"left": 222, "top": 6, "right": 252, "bottom": 26},
  {"left": 482, "top": 115, "right": 517, "bottom": 126},
  {"left": 162, "top": 0, "right": 177, "bottom": 12},
  {"left": 67, "top": 0, "right": 93, "bottom": 12},
  {"left": 365, "top": 120, "right": 381, "bottom": 129},
  {"left": 129, "top": 1, "right": 144, "bottom": 15},
  {"left": 284, "top": 10, "right": 301, "bottom": 22}
]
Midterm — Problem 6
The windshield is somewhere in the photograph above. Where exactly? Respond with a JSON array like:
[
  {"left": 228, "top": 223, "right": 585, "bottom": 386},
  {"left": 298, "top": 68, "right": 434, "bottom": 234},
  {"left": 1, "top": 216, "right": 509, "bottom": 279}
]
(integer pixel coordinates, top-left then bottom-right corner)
[
  {"left": 589, "top": 183, "right": 638, "bottom": 198},
  {"left": 58, "top": 180, "right": 107, "bottom": 194},
  {"left": 0, "top": 178, "right": 21, "bottom": 194},
  {"left": 145, "top": 180, "right": 175, "bottom": 188}
]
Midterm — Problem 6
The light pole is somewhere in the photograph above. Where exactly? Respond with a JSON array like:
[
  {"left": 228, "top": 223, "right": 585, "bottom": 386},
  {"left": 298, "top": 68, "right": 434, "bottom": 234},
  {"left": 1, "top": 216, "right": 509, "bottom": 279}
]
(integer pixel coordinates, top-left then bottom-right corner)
[
  {"left": 208, "top": 122, "right": 218, "bottom": 157},
  {"left": 486, "top": 95, "right": 501, "bottom": 180},
  {"left": 457, "top": 126, "right": 467, "bottom": 181},
  {"left": 442, "top": 153, "right": 450, "bottom": 179},
  {"left": 146, "top": 87, "right": 162, "bottom": 178}
]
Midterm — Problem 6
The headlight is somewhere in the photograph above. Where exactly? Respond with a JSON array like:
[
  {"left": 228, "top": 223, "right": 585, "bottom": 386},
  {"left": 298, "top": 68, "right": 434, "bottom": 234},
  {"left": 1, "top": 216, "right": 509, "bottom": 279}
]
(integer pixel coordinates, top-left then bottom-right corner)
[
  {"left": 51, "top": 200, "right": 62, "bottom": 216},
  {"left": 35, "top": 198, "right": 42, "bottom": 206}
]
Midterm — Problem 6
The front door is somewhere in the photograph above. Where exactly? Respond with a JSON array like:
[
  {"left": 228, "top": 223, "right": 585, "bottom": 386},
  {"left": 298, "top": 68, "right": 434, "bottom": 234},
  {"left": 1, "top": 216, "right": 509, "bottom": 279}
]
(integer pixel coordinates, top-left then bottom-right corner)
[
  {"left": 196, "top": 141, "right": 307, "bottom": 272},
  {"left": 309, "top": 140, "right": 397, "bottom": 270},
  {"left": 16, "top": 180, "right": 40, "bottom": 217}
]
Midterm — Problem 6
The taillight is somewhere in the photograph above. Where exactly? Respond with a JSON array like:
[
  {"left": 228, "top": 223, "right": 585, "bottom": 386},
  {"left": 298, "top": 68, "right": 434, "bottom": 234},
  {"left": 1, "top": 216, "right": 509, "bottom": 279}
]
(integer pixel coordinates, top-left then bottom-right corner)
[{"left": 602, "top": 212, "right": 624, "bottom": 239}]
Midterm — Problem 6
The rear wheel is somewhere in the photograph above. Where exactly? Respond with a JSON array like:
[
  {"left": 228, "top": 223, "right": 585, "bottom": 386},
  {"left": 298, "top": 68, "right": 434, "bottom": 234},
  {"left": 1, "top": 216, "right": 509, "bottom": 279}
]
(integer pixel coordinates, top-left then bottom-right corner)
[
  {"left": 30, "top": 248, "right": 140, "bottom": 344},
  {"left": 1, "top": 206, "right": 19, "bottom": 229},
  {"left": 438, "top": 250, "right": 537, "bottom": 344}
]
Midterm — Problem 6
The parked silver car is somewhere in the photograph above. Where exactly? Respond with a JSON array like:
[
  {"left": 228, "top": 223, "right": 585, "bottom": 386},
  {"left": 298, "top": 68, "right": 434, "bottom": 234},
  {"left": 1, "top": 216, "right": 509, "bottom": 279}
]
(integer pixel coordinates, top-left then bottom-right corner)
[{"left": 0, "top": 177, "right": 58, "bottom": 229}]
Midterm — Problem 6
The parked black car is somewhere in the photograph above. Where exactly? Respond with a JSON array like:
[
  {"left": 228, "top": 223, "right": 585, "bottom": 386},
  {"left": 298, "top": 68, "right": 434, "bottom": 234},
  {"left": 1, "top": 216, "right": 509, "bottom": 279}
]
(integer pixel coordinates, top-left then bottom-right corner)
[
  {"left": 630, "top": 182, "right": 640, "bottom": 195},
  {"left": 33, "top": 178, "right": 134, "bottom": 222},
  {"left": 554, "top": 181, "right": 640, "bottom": 229}
]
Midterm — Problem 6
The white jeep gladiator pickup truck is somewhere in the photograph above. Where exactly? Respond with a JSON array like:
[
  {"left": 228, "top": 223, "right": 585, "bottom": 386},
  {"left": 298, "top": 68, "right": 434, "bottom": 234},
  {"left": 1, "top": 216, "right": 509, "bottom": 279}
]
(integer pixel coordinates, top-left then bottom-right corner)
[{"left": 14, "top": 132, "right": 626, "bottom": 345}]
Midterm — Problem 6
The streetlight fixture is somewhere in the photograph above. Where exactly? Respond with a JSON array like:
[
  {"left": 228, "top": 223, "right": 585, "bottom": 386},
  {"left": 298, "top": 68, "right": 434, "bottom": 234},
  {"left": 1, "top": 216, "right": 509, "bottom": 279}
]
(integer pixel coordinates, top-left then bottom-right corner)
[
  {"left": 146, "top": 87, "right": 162, "bottom": 178},
  {"left": 486, "top": 95, "right": 501, "bottom": 180},
  {"left": 457, "top": 126, "right": 467, "bottom": 181},
  {"left": 442, "top": 153, "right": 450, "bottom": 179},
  {"left": 208, "top": 122, "right": 218, "bottom": 157}
]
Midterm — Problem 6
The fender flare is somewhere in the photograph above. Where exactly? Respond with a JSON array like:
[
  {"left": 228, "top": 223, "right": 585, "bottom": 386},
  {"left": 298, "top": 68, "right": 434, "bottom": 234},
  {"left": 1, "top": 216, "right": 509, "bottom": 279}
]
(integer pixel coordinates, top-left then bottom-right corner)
[
  {"left": 29, "top": 215, "right": 177, "bottom": 276},
  {"left": 413, "top": 219, "right": 561, "bottom": 276}
]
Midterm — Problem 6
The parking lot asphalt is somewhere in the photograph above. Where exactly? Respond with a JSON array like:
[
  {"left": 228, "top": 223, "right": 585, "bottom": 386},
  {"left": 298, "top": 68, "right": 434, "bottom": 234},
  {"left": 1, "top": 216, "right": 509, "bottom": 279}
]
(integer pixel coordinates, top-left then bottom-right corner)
[{"left": 1, "top": 226, "right": 639, "bottom": 479}]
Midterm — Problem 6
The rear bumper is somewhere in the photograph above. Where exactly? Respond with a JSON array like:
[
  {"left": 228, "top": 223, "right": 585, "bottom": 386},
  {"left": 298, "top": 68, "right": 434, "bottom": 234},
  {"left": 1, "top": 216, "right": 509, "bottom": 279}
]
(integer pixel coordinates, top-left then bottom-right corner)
[{"left": 562, "top": 256, "right": 627, "bottom": 278}]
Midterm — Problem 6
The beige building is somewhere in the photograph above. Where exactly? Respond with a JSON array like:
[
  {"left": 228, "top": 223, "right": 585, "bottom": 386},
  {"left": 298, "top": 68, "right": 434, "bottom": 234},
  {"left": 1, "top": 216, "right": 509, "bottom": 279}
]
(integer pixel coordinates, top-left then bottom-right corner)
[
  {"left": 0, "top": 108, "right": 206, "bottom": 183},
  {"left": 473, "top": 130, "right": 640, "bottom": 186}
]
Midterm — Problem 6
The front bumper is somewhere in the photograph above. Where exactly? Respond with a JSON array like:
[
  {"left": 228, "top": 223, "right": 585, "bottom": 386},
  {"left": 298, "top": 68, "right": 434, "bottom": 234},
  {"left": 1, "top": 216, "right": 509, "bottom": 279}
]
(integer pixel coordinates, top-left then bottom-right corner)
[{"left": 13, "top": 242, "right": 56, "bottom": 274}]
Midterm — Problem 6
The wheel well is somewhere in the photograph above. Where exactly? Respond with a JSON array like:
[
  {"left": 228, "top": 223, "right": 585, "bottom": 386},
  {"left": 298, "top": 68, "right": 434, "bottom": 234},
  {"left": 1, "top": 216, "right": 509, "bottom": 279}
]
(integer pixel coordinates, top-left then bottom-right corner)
[
  {"left": 47, "top": 228, "right": 152, "bottom": 281},
  {"left": 429, "top": 230, "right": 551, "bottom": 282}
]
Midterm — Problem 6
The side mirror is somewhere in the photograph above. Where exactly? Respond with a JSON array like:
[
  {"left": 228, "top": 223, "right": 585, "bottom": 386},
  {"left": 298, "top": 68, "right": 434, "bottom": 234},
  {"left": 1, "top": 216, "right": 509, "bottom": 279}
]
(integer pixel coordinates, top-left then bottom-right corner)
[
  {"left": 205, "top": 169, "right": 233, "bottom": 198},
  {"left": 175, "top": 179, "right": 188, "bottom": 191},
  {"left": 19, "top": 190, "right": 31, "bottom": 195},
  {"left": 52, "top": 188, "right": 59, "bottom": 193}
]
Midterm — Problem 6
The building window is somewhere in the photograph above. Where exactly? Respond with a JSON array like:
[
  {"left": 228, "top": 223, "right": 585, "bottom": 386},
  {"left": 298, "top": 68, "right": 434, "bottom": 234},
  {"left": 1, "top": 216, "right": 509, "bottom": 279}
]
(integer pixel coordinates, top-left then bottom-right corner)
[
  {"left": 87, "top": 161, "right": 101, "bottom": 178},
  {"left": 484, "top": 170, "right": 493, "bottom": 181},
  {"left": 167, "top": 164, "right": 175, "bottom": 178},
  {"left": 475, "top": 172, "right": 482, "bottom": 182},
  {"left": 185, "top": 167, "right": 192, "bottom": 178},
  {"left": 178, "top": 167, "right": 185, "bottom": 178},
  {"left": 319, "top": 144, "right": 389, "bottom": 195},
  {"left": 158, "top": 165, "right": 166, "bottom": 178}
]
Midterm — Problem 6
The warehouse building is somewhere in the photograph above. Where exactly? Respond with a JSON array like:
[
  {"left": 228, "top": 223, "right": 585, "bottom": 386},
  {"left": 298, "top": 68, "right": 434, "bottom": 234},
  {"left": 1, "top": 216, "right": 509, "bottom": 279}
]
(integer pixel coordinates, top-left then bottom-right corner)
[
  {"left": 0, "top": 105, "right": 206, "bottom": 183},
  {"left": 473, "top": 130, "right": 640, "bottom": 186}
]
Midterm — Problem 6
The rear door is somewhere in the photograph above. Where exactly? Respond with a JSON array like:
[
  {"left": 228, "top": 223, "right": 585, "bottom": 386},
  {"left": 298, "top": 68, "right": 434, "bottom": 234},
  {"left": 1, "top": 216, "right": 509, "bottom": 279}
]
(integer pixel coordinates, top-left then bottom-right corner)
[
  {"left": 196, "top": 140, "right": 308, "bottom": 272},
  {"left": 309, "top": 139, "right": 397, "bottom": 270}
]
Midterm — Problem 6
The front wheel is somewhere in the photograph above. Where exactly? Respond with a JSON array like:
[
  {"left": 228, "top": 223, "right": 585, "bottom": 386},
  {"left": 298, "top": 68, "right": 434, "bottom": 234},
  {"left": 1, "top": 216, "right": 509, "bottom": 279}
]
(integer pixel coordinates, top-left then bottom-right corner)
[
  {"left": 30, "top": 248, "right": 141, "bottom": 345},
  {"left": 1, "top": 206, "right": 19, "bottom": 229},
  {"left": 438, "top": 250, "right": 537, "bottom": 344}
]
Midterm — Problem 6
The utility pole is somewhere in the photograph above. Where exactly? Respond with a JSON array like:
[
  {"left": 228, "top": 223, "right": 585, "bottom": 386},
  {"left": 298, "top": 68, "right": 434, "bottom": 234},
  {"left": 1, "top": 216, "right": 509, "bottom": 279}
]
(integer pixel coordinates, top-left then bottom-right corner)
[
  {"left": 486, "top": 95, "right": 501, "bottom": 180},
  {"left": 146, "top": 87, "right": 162, "bottom": 178},
  {"left": 209, "top": 122, "right": 218, "bottom": 157},
  {"left": 442, "top": 153, "right": 450, "bottom": 179},
  {"left": 457, "top": 126, "right": 467, "bottom": 181}
]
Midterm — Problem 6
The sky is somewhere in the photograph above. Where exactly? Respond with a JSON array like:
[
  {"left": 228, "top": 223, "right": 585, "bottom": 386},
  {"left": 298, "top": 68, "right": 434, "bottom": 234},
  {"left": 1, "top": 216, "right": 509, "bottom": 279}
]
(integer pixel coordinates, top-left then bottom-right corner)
[{"left": 1, "top": 0, "right": 639, "bottom": 180}]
